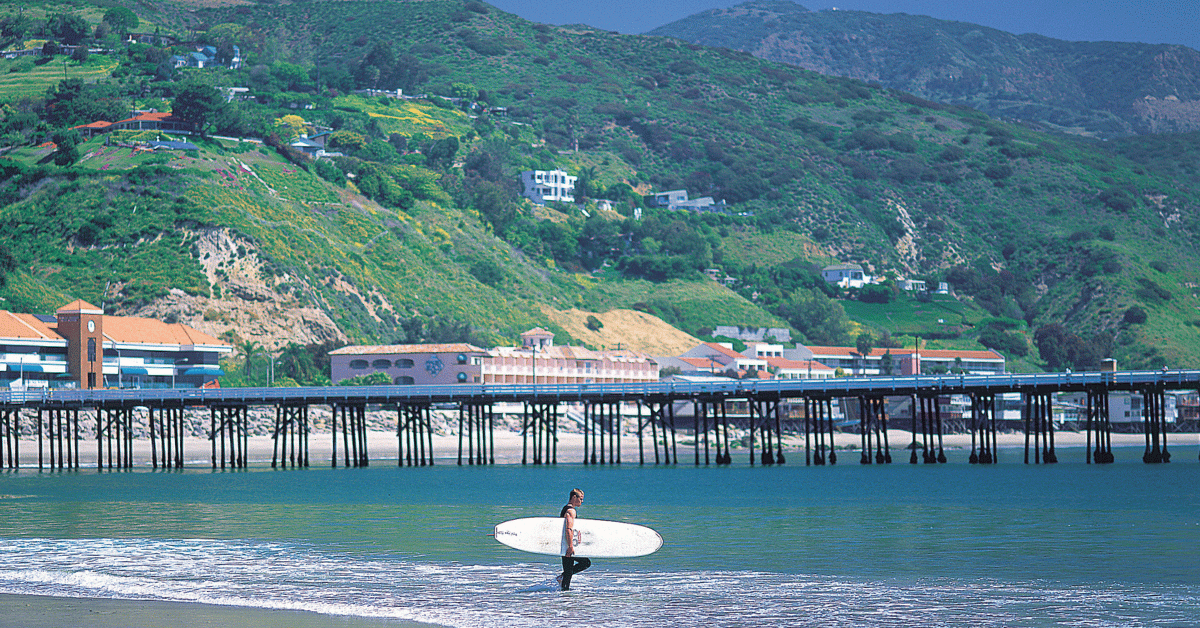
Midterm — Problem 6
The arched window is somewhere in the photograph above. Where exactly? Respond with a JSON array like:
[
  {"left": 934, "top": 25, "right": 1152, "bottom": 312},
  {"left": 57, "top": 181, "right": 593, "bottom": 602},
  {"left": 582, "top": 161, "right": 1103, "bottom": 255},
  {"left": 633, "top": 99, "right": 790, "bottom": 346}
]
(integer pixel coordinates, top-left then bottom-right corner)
[
  {"left": 457, "top": 353, "right": 468, "bottom": 364},
  {"left": 349, "top": 359, "right": 369, "bottom": 369},
  {"left": 456, "top": 371, "right": 468, "bottom": 382},
  {"left": 394, "top": 376, "right": 415, "bottom": 385},
  {"left": 395, "top": 359, "right": 415, "bottom": 368},
  {"left": 372, "top": 359, "right": 392, "bottom": 369}
]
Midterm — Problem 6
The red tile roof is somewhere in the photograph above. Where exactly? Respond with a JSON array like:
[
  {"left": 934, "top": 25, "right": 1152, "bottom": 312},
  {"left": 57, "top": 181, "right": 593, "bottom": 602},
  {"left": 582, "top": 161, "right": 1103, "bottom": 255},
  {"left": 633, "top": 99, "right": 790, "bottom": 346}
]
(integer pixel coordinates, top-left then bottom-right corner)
[
  {"left": 101, "top": 315, "right": 228, "bottom": 348},
  {"left": 0, "top": 311, "right": 62, "bottom": 341},
  {"left": 766, "top": 357, "right": 834, "bottom": 371},
  {"left": 56, "top": 300, "right": 103, "bottom": 315}
]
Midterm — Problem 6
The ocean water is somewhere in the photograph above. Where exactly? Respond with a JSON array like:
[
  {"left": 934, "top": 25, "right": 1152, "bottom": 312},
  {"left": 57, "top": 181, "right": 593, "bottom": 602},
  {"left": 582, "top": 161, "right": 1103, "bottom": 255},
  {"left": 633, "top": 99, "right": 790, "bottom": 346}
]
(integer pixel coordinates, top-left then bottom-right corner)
[{"left": 1, "top": 446, "right": 1199, "bottom": 627}]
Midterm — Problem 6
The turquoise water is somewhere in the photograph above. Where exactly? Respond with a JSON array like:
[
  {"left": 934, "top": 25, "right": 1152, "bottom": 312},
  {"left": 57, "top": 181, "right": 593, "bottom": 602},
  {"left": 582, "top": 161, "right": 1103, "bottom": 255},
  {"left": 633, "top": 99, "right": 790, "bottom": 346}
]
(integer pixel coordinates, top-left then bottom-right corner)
[{"left": 2, "top": 447, "right": 1199, "bottom": 627}]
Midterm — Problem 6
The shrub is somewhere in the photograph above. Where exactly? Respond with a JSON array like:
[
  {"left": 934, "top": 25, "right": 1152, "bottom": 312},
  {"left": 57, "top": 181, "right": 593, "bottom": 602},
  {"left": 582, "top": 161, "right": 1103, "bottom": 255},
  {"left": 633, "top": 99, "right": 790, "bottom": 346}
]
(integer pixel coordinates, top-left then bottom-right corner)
[
  {"left": 983, "top": 164, "right": 1013, "bottom": 180},
  {"left": 1123, "top": 306, "right": 1148, "bottom": 325},
  {"left": 586, "top": 315, "right": 604, "bottom": 331}
]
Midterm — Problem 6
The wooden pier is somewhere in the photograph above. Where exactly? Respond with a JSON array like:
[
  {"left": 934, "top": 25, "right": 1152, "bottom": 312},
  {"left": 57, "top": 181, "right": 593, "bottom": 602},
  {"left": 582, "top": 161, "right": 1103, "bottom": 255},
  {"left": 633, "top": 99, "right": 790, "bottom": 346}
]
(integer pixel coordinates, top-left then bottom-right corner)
[{"left": 1, "top": 370, "right": 1198, "bottom": 470}]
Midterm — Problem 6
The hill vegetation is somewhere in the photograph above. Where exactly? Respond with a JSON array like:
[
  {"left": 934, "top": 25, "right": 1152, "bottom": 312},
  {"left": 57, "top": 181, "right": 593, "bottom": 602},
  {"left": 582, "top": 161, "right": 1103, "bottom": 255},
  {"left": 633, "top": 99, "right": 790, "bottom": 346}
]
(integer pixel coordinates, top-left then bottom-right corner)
[
  {"left": 0, "top": 0, "right": 1199, "bottom": 379},
  {"left": 648, "top": 0, "right": 1200, "bottom": 138}
]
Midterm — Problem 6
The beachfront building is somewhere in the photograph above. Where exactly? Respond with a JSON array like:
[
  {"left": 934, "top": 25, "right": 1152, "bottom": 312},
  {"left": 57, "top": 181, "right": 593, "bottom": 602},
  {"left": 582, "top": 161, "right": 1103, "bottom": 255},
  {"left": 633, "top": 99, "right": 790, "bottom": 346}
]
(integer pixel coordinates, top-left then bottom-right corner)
[
  {"left": 520, "top": 169, "right": 576, "bottom": 205},
  {"left": 786, "top": 346, "right": 1005, "bottom": 376},
  {"left": 663, "top": 342, "right": 770, "bottom": 378},
  {"left": 1, "top": 300, "right": 230, "bottom": 390},
  {"left": 742, "top": 343, "right": 835, "bottom": 379},
  {"left": 329, "top": 343, "right": 490, "bottom": 385},
  {"left": 328, "top": 328, "right": 658, "bottom": 386}
]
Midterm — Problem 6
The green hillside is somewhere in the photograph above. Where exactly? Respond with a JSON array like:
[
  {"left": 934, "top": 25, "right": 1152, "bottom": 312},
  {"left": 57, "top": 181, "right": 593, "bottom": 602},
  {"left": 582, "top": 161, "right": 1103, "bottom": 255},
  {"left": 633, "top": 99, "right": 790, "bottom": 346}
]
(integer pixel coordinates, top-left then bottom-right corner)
[{"left": 1, "top": 0, "right": 1199, "bottom": 375}]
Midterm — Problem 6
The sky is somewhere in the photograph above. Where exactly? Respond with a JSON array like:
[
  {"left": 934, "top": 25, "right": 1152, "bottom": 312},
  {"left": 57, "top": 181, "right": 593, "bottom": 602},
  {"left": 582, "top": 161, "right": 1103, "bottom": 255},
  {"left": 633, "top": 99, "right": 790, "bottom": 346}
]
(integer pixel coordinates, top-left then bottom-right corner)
[{"left": 485, "top": 0, "right": 1200, "bottom": 51}]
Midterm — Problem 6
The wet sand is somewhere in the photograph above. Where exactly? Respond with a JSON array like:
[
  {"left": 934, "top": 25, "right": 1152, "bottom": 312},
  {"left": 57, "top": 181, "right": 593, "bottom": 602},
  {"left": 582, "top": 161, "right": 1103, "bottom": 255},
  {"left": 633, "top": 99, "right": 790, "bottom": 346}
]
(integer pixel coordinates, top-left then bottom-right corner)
[{"left": 0, "top": 594, "right": 436, "bottom": 628}]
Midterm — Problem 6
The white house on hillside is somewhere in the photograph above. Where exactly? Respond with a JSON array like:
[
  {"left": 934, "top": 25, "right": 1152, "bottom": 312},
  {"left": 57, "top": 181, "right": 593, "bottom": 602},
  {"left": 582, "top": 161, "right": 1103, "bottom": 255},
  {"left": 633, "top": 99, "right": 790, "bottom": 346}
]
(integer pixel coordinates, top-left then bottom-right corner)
[
  {"left": 521, "top": 169, "right": 576, "bottom": 205},
  {"left": 821, "top": 263, "right": 870, "bottom": 289}
]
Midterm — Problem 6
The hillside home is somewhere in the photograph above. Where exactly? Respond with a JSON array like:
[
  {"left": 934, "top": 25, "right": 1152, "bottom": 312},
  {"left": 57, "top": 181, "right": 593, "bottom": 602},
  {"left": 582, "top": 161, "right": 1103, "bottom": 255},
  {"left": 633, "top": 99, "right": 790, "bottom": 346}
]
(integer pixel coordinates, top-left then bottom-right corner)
[
  {"left": 821, "top": 263, "right": 869, "bottom": 288},
  {"left": 652, "top": 189, "right": 720, "bottom": 212},
  {"left": 1, "top": 300, "right": 230, "bottom": 391},
  {"left": 521, "top": 169, "right": 577, "bottom": 205}
]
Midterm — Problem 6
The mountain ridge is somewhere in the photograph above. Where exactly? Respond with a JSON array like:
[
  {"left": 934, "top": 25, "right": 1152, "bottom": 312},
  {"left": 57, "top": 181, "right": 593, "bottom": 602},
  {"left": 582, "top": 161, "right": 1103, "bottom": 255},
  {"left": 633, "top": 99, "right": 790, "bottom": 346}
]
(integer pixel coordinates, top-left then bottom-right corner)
[{"left": 647, "top": 0, "right": 1200, "bottom": 137}]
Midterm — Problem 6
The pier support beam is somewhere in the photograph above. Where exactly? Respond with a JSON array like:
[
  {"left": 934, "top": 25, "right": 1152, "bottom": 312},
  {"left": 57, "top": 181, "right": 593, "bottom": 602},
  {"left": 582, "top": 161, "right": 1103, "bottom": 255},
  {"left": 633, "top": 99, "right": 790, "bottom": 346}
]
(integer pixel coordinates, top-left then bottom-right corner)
[
  {"left": 858, "top": 396, "right": 891, "bottom": 464},
  {"left": 98, "top": 407, "right": 135, "bottom": 469},
  {"left": 398, "top": 404, "right": 435, "bottom": 466},
  {"left": 807, "top": 397, "right": 837, "bottom": 466},
  {"left": 584, "top": 402, "right": 619, "bottom": 465},
  {"left": 1085, "top": 389, "right": 1113, "bottom": 464},
  {"left": 150, "top": 406, "right": 185, "bottom": 469},
  {"left": 38, "top": 408, "right": 80, "bottom": 470},
  {"left": 330, "top": 403, "right": 368, "bottom": 468},
  {"left": 1141, "top": 387, "right": 1170, "bottom": 464},
  {"left": 1, "top": 408, "right": 19, "bottom": 469},
  {"left": 210, "top": 405, "right": 248, "bottom": 469},
  {"left": 272, "top": 405, "right": 309, "bottom": 468},
  {"left": 748, "top": 399, "right": 784, "bottom": 465},
  {"left": 969, "top": 393, "right": 998, "bottom": 464},
  {"left": 458, "top": 403, "right": 494, "bottom": 465},
  {"left": 522, "top": 402, "right": 557, "bottom": 465},
  {"left": 640, "top": 400, "right": 676, "bottom": 465},
  {"left": 1023, "top": 392, "right": 1057, "bottom": 464}
]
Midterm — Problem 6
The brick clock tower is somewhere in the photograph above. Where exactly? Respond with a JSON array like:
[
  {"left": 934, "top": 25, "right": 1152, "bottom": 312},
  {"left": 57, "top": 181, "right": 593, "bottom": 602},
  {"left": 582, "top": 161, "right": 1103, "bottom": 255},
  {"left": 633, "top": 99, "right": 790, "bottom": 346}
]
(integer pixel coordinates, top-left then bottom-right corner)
[{"left": 56, "top": 300, "right": 105, "bottom": 389}]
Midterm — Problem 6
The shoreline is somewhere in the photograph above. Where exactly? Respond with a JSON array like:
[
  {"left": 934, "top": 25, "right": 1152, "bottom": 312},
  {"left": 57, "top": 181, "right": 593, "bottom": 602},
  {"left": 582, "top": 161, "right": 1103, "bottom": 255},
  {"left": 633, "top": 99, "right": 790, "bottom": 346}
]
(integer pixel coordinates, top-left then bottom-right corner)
[
  {"left": 5, "top": 428, "right": 1192, "bottom": 468},
  {"left": 0, "top": 593, "right": 433, "bottom": 628}
]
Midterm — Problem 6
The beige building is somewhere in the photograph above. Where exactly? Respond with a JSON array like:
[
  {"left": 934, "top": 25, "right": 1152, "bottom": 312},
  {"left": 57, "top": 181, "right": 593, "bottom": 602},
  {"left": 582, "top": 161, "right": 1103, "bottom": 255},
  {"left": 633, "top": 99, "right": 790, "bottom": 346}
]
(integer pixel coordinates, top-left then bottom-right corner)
[{"left": 328, "top": 328, "right": 658, "bottom": 386}]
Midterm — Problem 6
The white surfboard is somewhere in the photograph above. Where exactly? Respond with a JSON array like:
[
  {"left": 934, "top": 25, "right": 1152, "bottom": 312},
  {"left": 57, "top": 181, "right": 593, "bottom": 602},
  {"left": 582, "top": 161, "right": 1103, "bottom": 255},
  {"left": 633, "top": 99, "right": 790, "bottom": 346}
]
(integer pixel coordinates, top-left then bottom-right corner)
[{"left": 493, "top": 517, "right": 663, "bottom": 558}]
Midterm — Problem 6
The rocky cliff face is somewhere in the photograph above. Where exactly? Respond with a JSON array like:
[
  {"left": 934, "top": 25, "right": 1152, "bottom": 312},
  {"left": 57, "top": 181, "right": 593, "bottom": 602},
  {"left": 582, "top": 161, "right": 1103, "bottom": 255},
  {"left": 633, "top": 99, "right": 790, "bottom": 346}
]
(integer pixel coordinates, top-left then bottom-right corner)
[{"left": 123, "top": 227, "right": 346, "bottom": 351}]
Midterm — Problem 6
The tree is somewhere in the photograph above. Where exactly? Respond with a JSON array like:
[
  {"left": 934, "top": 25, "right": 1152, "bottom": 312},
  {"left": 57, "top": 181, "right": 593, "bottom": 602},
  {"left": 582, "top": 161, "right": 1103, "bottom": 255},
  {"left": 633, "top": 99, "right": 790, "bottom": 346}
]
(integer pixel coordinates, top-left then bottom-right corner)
[
  {"left": 102, "top": 7, "right": 139, "bottom": 36},
  {"left": 237, "top": 340, "right": 263, "bottom": 380},
  {"left": 49, "top": 14, "right": 90, "bottom": 46},
  {"left": 172, "top": 81, "right": 227, "bottom": 137},
  {"left": 51, "top": 129, "right": 81, "bottom": 166},
  {"left": 779, "top": 288, "right": 851, "bottom": 346},
  {"left": 276, "top": 342, "right": 316, "bottom": 385},
  {"left": 879, "top": 350, "right": 894, "bottom": 375},
  {"left": 274, "top": 114, "right": 306, "bottom": 139},
  {"left": 855, "top": 332, "right": 874, "bottom": 374}
]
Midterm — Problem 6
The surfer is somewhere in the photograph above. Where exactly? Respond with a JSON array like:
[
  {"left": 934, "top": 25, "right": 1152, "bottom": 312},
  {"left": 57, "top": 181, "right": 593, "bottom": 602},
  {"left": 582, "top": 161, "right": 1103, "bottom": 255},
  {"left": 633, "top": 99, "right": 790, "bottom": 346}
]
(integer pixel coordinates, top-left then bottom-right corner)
[{"left": 556, "top": 488, "right": 590, "bottom": 590}]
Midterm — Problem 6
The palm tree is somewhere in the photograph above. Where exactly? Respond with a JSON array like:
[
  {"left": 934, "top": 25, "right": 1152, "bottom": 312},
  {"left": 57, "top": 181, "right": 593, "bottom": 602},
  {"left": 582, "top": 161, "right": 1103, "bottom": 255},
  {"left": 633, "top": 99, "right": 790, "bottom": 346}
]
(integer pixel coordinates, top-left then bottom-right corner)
[
  {"left": 238, "top": 339, "right": 262, "bottom": 380},
  {"left": 277, "top": 342, "right": 316, "bottom": 384},
  {"left": 855, "top": 332, "right": 874, "bottom": 375}
]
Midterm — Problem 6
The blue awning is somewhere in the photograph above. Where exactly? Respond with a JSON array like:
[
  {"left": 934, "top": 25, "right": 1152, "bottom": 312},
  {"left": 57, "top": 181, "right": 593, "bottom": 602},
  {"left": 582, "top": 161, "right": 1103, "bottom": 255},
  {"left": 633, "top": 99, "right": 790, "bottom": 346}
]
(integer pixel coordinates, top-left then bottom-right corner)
[
  {"left": 122, "top": 367, "right": 151, "bottom": 375},
  {"left": 10, "top": 364, "right": 44, "bottom": 372},
  {"left": 183, "top": 367, "right": 224, "bottom": 377}
]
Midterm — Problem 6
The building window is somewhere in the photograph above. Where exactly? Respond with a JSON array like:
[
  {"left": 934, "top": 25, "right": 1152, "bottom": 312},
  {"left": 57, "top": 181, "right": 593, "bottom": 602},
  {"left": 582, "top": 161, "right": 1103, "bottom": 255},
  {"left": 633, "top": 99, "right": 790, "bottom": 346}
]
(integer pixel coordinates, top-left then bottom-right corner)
[
  {"left": 372, "top": 359, "right": 392, "bottom": 369},
  {"left": 457, "top": 372, "right": 468, "bottom": 382},
  {"left": 457, "top": 354, "right": 468, "bottom": 364},
  {"left": 395, "top": 359, "right": 414, "bottom": 368},
  {"left": 395, "top": 376, "right": 415, "bottom": 385},
  {"left": 349, "top": 359, "right": 369, "bottom": 369}
]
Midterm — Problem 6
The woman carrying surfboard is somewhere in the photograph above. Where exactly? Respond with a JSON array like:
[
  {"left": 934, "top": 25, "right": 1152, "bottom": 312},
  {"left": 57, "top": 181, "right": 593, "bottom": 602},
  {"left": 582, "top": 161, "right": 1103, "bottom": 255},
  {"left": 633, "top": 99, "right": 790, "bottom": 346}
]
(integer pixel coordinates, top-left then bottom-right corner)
[{"left": 557, "top": 488, "right": 590, "bottom": 590}]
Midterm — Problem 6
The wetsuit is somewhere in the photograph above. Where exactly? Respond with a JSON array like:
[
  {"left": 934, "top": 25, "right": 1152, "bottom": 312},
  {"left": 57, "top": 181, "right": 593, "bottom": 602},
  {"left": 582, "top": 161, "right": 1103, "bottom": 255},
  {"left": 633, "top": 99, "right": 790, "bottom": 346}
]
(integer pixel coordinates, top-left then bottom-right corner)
[{"left": 559, "top": 503, "right": 591, "bottom": 590}]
